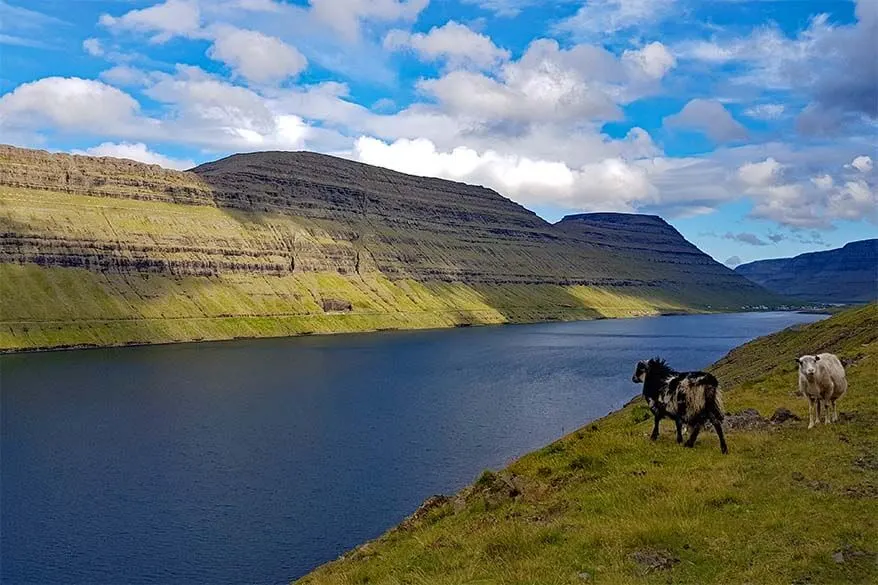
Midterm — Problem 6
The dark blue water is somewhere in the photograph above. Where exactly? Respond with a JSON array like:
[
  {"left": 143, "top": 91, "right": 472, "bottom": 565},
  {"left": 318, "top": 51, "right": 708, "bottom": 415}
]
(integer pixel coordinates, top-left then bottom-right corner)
[{"left": 1, "top": 312, "right": 824, "bottom": 585}]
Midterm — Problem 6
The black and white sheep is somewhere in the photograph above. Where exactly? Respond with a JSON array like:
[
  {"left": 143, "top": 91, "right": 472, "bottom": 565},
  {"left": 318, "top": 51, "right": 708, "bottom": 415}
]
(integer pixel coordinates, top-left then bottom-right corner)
[
  {"left": 632, "top": 357, "right": 728, "bottom": 454},
  {"left": 796, "top": 353, "right": 847, "bottom": 429}
]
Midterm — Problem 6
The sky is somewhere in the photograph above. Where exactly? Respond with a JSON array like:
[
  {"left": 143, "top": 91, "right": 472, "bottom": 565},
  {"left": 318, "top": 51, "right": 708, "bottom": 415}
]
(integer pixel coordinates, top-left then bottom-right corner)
[{"left": 0, "top": 0, "right": 875, "bottom": 267}]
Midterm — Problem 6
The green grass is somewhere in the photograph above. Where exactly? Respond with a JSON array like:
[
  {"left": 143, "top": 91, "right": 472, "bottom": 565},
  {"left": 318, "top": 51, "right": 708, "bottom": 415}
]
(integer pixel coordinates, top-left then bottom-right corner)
[
  {"left": 295, "top": 304, "right": 878, "bottom": 585},
  {"left": 0, "top": 263, "right": 685, "bottom": 351},
  {"left": 0, "top": 185, "right": 782, "bottom": 351}
]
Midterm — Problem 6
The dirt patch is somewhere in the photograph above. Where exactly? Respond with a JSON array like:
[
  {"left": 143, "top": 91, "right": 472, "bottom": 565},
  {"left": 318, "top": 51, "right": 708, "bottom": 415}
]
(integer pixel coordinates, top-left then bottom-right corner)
[
  {"left": 770, "top": 407, "right": 801, "bottom": 424},
  {"left": 628, "top": 549, "right": 679, "bottom": 574},
  {"left": 724, "top": 408, "right": 771, "bottom": 431},
  {"left": 720, "top": 407, "right": 801, "bottom": 432},
  {"left": 841, "top": 482, "right": 878, "bottom": 499},
  {"left": 853, "top": 452, "right": 878, "bottom": 471}
]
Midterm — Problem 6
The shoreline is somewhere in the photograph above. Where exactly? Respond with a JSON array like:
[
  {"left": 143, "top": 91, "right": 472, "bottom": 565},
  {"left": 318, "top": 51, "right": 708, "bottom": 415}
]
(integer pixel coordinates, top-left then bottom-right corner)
[
  {"left": 0, "top": 307, "right": 813, "bottom": 356},
  {"left": 293, "top": 304, "right": 877, "bottom": 584}
]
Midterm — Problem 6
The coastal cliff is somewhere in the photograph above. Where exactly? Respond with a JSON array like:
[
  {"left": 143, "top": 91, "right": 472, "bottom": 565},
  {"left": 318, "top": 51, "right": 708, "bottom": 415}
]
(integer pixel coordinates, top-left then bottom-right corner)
[{"left": 0, "top": 145, "right": 780, "bottom": 351}]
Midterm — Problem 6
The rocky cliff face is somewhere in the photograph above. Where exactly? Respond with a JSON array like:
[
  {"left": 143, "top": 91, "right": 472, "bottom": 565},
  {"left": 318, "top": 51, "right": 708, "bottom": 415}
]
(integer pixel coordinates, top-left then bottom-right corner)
[
  {"left": 735, "top": 240, "right": 878, "bottom": 303},
  {"left": 0, "top": 145, "right": 781, "bottom": 351}
]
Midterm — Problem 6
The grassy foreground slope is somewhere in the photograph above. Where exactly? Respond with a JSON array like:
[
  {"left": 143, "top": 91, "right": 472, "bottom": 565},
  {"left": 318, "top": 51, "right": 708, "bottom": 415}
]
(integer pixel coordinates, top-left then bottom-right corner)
[{"left": 296, "top": 304, "right": 878, "bottom": 585}]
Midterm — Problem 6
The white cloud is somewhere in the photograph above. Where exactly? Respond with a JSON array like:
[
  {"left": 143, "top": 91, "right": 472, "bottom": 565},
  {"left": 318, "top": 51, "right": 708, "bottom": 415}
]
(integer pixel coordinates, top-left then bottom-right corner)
[
  {"left": 812, "top": 174, "right": 833, "bottom": 190},
  {"left": 664, "top": 99, "right": 748, "bottom": 142},
  {"left": 353, "top": 136, "right": 657, "bottom": 211},
  {"left": 99, "top": 65, "right": 150, "bottom": 87},
  {"left": 738, "top": 158, "right": 782, "bottom": 187},
  {"left": 676, "top": 2, "right": 877, "bottom": 125},
  {"left": 82, "top": 38, "right": 103, "bottom": 56},
  {"left": 743, "top": 104, "right": 785, "bottom": 120},
  {"left": 554, "top": 0, "right": 676, "bottom": 40},
  {"left": 622, "top": 42, "right": 676, "bottom": 80},
  {"left": 309, "top": 0, "right": 428, "bottom": 41},
  {"left": 0, "top": 77, "right": 147, "bottom": 134},
  {"left": 99, "top": 0, "right": 201, "bottom": 43},
  {"left": 849, "top": 155, "right": 873, "bottom": 173},
  {"left": 144, "top": 66, "right": 314, "bottom": 150},
  {"left": 207, "top": 26, "right": 308, "bottom": 83},
  {"left": 73, "top": 142, "right": 195, "bottom": 170},
  {"left": 734, "top": 151, "right": 877, "bottom": 228},
  {"left": 384, "top": 21, "right": 510, "bottom": 70},
  {"left": 458, "top": 0, "right": 555, "bottom": 17}
]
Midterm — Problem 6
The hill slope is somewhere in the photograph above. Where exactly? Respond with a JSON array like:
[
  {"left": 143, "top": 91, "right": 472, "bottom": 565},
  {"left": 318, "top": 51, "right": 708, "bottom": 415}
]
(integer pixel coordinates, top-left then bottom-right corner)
[
  {"left": 735, "top": 239, "right": 877, "bottom": 304},
  {"left": 297, "top": 304, "right": 878, "bottom": 585},
  {"left": 1, "top": 145, "right": 779, "bottom": 351}
]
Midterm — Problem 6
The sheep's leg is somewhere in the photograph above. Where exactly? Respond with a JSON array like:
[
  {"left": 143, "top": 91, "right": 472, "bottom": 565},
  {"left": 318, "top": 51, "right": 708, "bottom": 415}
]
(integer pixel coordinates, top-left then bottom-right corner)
[
  {"left": 808, "top": 399, "right": 816, "bottom": 429},
  {"left": 711, "top": 416, "right": 728, "bottom": 454},
  {"left": 683, "top": 424, "right": 702, "bottom": 448},
  {"left": 650, "top": 414, "right": 663, "bottom": 441},
  {"left": 674, "top": 418, "right": 684, "bottom": 444},
  {"left": 821, "top": 399, "right": 830, "bottom": 424},
  {"left": 832, "top": 400, "right": 839, "bottom": 423}
]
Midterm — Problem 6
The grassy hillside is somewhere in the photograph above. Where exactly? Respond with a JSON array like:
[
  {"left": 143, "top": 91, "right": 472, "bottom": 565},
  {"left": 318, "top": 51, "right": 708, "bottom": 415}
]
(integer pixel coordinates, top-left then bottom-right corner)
[
  {"left": 296, "top": 304, "right": 878, "bottom": 585},
  {"left": 0, "top": 149, "right": 779, "bottom": 352}
]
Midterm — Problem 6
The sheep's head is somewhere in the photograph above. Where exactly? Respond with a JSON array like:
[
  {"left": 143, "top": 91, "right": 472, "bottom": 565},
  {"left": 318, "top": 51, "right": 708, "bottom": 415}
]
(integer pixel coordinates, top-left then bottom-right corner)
[
  {"left": 796, "top": 355, "right": 820, "bottom": 377},
  {"left": 632, "top": 360, "right": 648, "bottom": 383}
]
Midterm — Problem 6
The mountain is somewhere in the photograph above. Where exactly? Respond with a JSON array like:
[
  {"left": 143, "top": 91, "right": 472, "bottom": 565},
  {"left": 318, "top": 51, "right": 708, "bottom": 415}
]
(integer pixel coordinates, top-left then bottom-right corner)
[
  {"left": 0, "top": 145, "right": 780, "bottom": 351},
  {"left": 735, "top": 240, "right": 877, "bottom": 304}
]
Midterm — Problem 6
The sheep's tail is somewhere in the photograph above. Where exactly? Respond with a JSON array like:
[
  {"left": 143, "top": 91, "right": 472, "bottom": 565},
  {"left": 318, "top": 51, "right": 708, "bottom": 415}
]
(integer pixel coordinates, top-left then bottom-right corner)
[{"left": 704, "top": 373, "right": 724, "bottom": 421}]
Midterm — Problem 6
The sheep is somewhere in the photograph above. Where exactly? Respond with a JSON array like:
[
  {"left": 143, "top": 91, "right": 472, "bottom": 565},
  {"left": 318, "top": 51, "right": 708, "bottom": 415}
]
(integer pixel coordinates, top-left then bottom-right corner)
[
  {"left": 632, "top": 357, "right": 728, "bottom": 454},
  {"left": 796, "top": 353, "right": 847, "bottom": 429}
]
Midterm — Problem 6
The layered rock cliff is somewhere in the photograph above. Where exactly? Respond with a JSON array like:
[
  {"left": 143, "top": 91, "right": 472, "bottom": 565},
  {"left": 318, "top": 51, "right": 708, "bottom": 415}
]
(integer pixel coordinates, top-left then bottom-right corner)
[
  {"left": 735, "top": 240, "right": 878, "bottom": 303},
  {"left": 0, "top": 145, "right": 781, "bottom": 351}
]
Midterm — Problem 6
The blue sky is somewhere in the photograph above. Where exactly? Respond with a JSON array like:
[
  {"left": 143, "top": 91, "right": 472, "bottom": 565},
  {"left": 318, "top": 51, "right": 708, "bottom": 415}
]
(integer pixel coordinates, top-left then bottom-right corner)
[{"left": 1, "top": 0, "right": 875, "bottom": 266}]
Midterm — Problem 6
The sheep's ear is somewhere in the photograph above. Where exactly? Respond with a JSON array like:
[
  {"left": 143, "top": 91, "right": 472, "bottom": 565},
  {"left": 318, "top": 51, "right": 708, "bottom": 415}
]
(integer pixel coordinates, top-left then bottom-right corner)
[
  {"left": 815, "top": 355, "right": 820, "bottom": 361},
  {"left": 795, "top": 357, "right": 801, "bottom": 365}
]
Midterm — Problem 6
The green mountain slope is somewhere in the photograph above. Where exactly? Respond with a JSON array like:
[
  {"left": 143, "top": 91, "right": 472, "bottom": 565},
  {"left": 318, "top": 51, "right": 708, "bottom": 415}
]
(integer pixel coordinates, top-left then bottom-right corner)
[
  {"left": 735, "top": 239, "right": 878, "bottom": 304},
  {"left": 1, "top": 145, "right": 781, "bottom": 351},
  {"left": 296, "top": 303, "right": 878, "bottom": 585}
]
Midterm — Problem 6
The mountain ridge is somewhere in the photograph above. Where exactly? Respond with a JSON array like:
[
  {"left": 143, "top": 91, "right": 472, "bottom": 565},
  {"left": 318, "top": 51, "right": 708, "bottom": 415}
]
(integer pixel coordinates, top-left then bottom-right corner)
[
  {"left": 735, "top": 239, "right": 877, "bottom": 304},
  {"left": 1, "top": 145, "right": 782, "bottom": 351}
]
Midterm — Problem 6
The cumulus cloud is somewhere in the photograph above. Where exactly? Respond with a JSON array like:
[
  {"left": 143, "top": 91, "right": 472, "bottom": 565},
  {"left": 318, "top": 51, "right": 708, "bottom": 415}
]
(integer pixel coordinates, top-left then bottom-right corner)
[
  {"left": 0, "top": 77, "right": 147, "bottom": 134},
  {"left": 849, "top": 155, "right": 873, "bottom": 173},
  {"left": 410, "top": 37, "right": 675, "bottom": 129},
  {"left": 664, "top": 99, "right": 748, "bottom": 142},
  {"left": 72, "top": 142, "right": 195, "bottom": 170},
  {"left": 353, "top": 136, "right": 657, "bottom": 211},
  {"left": 738, "top": 157, "right": 782, "bottom": 187},
  {"left": 622, "top": 42, "right": 676, "bottom": 80},
  {"left": 207, "top": 26, "right": 307, "bottom": 83},
  {"left": 384, "top": 21, "right": 510, "bottom": 70},
  {"left": 99, "top": 0, "right": 201, "bottom": 42},
  {"left": 736, "top": 155, "right": 877, "bottom": 228},
  {"left": 145, "top": 66, "right": 313, "bottom": 149},
  {"left": 82, "top": 38, "right": 103, "bottom": 56}
]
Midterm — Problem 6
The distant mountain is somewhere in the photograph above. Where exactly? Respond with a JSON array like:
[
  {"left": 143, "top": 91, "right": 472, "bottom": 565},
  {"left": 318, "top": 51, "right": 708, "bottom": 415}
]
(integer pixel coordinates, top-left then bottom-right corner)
[
  {"left": 0, "top": 145, "right": 780, "bottom": 351},
  {"left": 735, "top": 239, "right": 878, "bottom": 303}
]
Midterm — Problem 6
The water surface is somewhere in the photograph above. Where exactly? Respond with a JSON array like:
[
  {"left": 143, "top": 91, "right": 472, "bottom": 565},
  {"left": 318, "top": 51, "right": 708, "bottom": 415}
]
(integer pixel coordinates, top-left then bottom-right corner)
[{"left": 1, "top": 312, "right": 824, "bottom": 585}]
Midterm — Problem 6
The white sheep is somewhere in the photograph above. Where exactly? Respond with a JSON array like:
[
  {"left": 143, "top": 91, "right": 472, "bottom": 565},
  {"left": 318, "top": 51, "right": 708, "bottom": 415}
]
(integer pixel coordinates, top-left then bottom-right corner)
[{"left": 796, "top": 353, "right": 848, "bottom": 429}]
